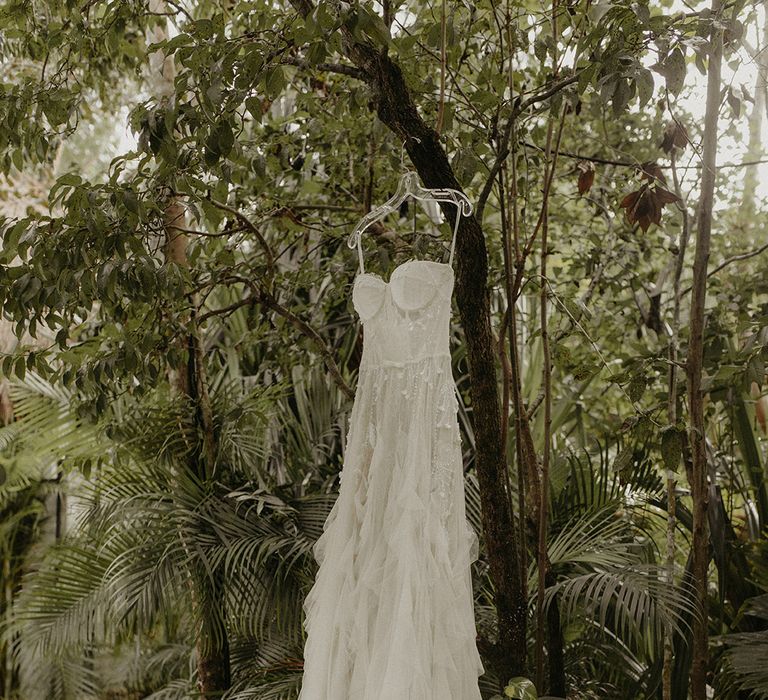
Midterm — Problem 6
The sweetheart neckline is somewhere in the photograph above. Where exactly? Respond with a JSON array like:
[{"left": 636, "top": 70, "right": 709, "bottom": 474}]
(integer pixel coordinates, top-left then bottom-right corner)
[{"left": 354, "top": 259, "right": 454, "bottom": 287}]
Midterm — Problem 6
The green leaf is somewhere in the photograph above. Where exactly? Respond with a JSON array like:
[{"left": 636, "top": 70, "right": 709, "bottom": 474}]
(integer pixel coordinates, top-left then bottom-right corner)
[
  {"left": 635, "top": 67, "right": 655, "bottom": 107},
  {"left": 205, "top": 120, "right": 235, "bottom": 165},
  {"left": 356, "top": 7, "right": 391, "bottom": 47},
  {"left": 612, "top": 79, "right": 632, "bottom": 116},
  {"left": 264, "top": 66, "right": 286, "bottom": 99},
  {"left": 504, "top": 677, "right": 537, "bottom": 699},
  {"left": 613, "top": 444, "right": 634, "bottom": 477},
  {"left": 57, "top": 173, "right": 83, "bottom": 187},
  {"left": 660, "top": 424, "right": 683, "bottom": 471},
  {"left": 627, "top": 375, "right": 646, "bottom": 403},
  {"left": 21, "top": 276, "right": 41, "bottom": 303},
  {"left": 122, "top": 189, "right": 139, "bottom": 214},
  {"left": 654, "top": 47, "right": 686, "bottom": 96},
  {"left": 14, "top": 355, "right": 26, "bottom": 380},
  {"left": 245, "top": 96, "right": 263, "bottom": 122},
  {"left": 727, "top": 87, "right": 741, "bottom": 118},
  {"left": 2, "top": 220, "right": 26, "bottom": 257},
  {"left": 746, "top": 354, "right": 765, "bottom": 388},
  {"left": 305, "top": 40, "right": 327, "bottom": 66}
]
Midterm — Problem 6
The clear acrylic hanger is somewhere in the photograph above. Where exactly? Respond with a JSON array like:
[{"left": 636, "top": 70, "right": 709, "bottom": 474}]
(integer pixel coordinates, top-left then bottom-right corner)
[{"left": 346, "top": 150, "right": 473, "bottom": 252}]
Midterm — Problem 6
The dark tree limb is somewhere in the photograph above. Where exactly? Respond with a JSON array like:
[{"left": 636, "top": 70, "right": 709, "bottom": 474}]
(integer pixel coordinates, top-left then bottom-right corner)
[
  {"left": 206, "top": 197, "right": 275, "bottom": 276},
  {"left": 286, "top": 0, "right": 526, "bottom": 677},
  {"left": 283, "top": 56, "right": 367, "bottom": 80}
]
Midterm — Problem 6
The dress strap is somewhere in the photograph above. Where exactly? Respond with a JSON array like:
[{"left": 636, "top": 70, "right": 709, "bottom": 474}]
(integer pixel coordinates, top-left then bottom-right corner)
[
  {"left": 356, "top": 232, "right": 365, "bottom": 273},
  {"left": 448, "top": 206, "right": 462, "bottom": 266}
]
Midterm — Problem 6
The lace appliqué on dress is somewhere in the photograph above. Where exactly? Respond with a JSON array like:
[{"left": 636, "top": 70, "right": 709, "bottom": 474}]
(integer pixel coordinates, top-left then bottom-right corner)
[{"left": 431, "top": 369, "right": 461, "bottom": 524}]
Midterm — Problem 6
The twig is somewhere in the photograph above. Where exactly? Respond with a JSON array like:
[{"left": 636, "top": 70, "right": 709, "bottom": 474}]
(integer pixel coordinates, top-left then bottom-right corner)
[
  {"left": 206, "top": 198, "right": 275, "bottom": 274},
  {"left": 198, "top": 278, "right": 354, "bottom": 400},
  {"left": 523, "top": 140, "right": 768, "bottom": 170},
  {"left": 680, "top": 240, "right": 768, "bottom": 294},
  {"left": 288, "top": 203, "right": 359, "bottom": 212},
  {"left": 283, "top": 57, "right": 367, "bottom": 80}
]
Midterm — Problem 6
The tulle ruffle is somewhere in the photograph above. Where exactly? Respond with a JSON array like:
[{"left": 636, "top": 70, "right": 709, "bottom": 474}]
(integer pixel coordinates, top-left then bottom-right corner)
[{"left": 298, "top": 355, "right": 484, "bottom": 700}]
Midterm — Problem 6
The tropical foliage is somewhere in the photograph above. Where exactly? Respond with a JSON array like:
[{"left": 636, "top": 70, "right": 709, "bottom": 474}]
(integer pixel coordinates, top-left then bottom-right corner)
[{"left": 0, "top": 0, "right": 766, "bottom": 699}]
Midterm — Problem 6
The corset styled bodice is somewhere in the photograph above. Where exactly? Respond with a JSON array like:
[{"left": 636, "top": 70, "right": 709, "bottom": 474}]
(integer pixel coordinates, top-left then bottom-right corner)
[{"left": 352, "top": 260, "right": 454, "bottom": 368}]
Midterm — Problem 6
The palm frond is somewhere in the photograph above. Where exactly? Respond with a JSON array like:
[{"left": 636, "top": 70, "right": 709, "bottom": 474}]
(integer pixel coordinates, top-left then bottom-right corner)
[
  {"left": 144, "top": 678, "right": 199, "bottom": 700},
  {"left": 224, "top": 672, "right": 303, "bottom": 700},
  {"left": 718, "top": 595, "right": 768, "bottom": 699},
  {"left": 15, "top": 642, "right": 103, "bottom": 700},
  {"left": 11, "top": 543, "right": 116, "bottom": 655},
  {"left": 542, "top": 504, "right": 646, "bottom": 577},
  {"left": 0, "top": 374, "right": 109, "bottom": 473},
  {"left": 544, "top": 564, "right": 696, "bottom": 651}
]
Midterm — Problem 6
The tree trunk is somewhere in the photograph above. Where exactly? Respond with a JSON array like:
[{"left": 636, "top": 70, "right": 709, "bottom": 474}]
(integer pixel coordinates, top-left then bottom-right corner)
[
  {"left": 663, "top": 148, "right": 690, "bottom": 700},
  {"left": 686, "top": 1, "right": 723, "bottom": 696},
  {"left": 163, "top": 202, "right": 232, "bottom": 698},
  {"left": 545, "top": 568, "right": 566, "bottom": 697},
  {"left": 150, "top": 9, "right": 232, "bottom": 694},
  {"left": 286, "top": 0, "right": 527, "bottom": 678}
]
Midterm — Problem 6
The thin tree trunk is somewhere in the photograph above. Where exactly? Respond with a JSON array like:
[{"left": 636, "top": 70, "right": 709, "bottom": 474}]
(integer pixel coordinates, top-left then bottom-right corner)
[
  {"left": 663, "top": 147, "right": 690, "bottom": 700},
  {"left": 163, "top": 202, "right": 232, "bottom": 697},
  {"left": 500, "top": 162, "right": 530, "bottom": 610},
  {"left": 544, "top": 569, "right": 566, "bottom": 697},
  {"left": 287, "top": 0, "right": 527, "bottom": 677},
  {"left": 150, "top": 8, "right": 232, "bottom": 694},
  {"left": 741, "top": 1, "right": 768, "bottom": 217},
  {"left": 3, "top": 552, "right": 12, "bottom": 699},
  {"left": 535, "top": 116, "right": 555, "bottom": 693},
  {"left": 534, "top": 0, "right": 565, "bottom": 671},
  {"left": 686, "top": 1, "right": 723, "bottom": 696}
]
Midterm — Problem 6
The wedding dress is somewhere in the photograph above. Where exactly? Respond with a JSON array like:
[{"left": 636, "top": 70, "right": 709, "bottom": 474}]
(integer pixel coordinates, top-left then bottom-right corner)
[{"left": 298, "top": 215, "right": 484, "bottom": 699}]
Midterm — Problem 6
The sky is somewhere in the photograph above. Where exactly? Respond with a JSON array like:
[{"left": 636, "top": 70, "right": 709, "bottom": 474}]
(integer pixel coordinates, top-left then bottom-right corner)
[{"left": 674, "top": 2, "right": 768, "bottom": 206}]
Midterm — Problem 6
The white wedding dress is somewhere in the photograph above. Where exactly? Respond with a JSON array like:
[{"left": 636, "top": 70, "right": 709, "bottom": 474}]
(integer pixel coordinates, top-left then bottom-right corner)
[{"left": 298, "top": 218, "right": 484, "bottom": 699}]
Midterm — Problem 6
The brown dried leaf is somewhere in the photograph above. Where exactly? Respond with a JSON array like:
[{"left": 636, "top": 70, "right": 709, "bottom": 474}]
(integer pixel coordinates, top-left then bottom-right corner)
[
  {"left": 620, "top": 190, "right": 641, "bottom": 210},
  {"left": 577, "top": 161, "right": 596, "bottom": 195},
  {"left": 619, "top": 183, "right": 680, "bottom": 231},
  {"left": 655, "top": 186, "right": 681, "bottom": 204},
  {"left": 660, "top": 120, "right": 689, "bottom": 154},
  {"left": 639, "top": 161, "right": 667, "bottom": 184}
]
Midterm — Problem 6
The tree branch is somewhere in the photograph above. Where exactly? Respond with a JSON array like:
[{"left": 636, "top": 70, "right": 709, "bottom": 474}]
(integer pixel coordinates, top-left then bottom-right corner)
[
  {"left": 198, "top": 278, "right": 354, "bottom": 400},
  {"left": 283, "top": 57, "right": 367, "bottom": 80},
  {"left": 477, "top": 73, "right": 580, "bottom": 220},
  {"left": 206, "top": 198, "right": 275, "bottom": 275}
]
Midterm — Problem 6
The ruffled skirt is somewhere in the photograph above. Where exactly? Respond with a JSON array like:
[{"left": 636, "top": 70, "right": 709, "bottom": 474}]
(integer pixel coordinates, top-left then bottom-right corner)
[{"left": 298, "top": 355, "right": 484, "bottom": 699}]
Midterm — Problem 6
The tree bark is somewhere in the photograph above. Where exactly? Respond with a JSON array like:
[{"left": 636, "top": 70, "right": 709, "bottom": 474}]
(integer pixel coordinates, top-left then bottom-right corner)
[
  {"left": 544, "top": 569, "right": 566, "bottom": 697},
  {"left": 150, "top": 7, "right": 232, "bottom": 693},
  {"left": 163, "top": 202, "right": 232, "bottom": 698},
  {"left": 286, "top": 0, "right": 527, "bottom": 677},
  {"left": 740, "top": 1, "right": 768, "bottom": 217},
  {"left": 663, "top": 147, "right": 690, "bottom": 700},
  {"left": 686, "top": 1, "right": 723, "bottom": 697}
]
